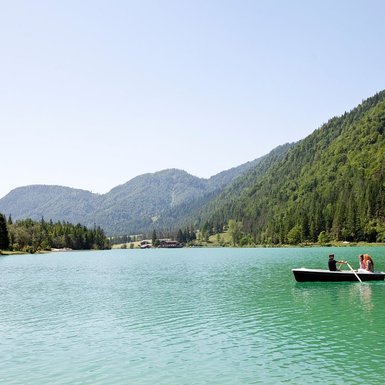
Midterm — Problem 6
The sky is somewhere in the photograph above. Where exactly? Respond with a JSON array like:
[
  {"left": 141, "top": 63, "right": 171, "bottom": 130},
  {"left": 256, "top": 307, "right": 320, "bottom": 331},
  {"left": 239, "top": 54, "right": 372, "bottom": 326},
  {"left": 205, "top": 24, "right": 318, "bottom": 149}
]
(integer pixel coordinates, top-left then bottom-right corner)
[{"left": 1, "top": 0, "right": 385, "bottom": 199}]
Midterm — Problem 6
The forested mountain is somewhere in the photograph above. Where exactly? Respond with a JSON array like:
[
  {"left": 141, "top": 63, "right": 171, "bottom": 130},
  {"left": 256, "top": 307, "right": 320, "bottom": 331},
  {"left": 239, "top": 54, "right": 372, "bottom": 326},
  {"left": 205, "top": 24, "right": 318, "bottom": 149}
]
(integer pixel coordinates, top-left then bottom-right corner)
[
  {"left": 94, "top": 169, "right": 213, "bottom": 234},
  {"left": 199, "top": 90, "right": 385, "bottom": 244},
  {"left": 2, "top": 90, "right": 385, "bottom": 244},
  {"left": 0, "top": 159, "right": 262, "bottom": 236},
  {"left": 176, "top": 143, "right": 294, "bottom": 230},
  {"left": 0, "top": 185, "right": 100, "bottom": 224}
]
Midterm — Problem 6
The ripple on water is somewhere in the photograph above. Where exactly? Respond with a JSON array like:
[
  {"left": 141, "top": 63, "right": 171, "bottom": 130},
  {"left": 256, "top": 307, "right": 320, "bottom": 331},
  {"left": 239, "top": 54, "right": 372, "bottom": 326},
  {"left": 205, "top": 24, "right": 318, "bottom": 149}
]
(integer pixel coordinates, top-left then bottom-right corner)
[{"left": 1, "top": 248, "right": 385, "bottom": 384}]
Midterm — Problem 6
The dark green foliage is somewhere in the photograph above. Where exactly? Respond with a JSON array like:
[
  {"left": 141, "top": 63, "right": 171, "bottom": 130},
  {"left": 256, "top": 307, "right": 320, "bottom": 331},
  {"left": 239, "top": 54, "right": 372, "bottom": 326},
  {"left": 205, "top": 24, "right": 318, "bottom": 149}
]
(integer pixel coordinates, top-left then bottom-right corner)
[
  {"left": 7, "top": 218, "right": 110, "bottom": 252},
  {"left": 152, "top": 229, "right": 160, "bottom": 247},
  {"left": 200, "top": 90, "right": 385, "bottom": 244},
  {"left": 0, "top": 213, "right": 10, "bottom": 250},
  {"left": 188, "top": 143, "right": 294, "bottom": 235},
  {"left": 175, "top": 226, "right": 196, "bottom": 244}
]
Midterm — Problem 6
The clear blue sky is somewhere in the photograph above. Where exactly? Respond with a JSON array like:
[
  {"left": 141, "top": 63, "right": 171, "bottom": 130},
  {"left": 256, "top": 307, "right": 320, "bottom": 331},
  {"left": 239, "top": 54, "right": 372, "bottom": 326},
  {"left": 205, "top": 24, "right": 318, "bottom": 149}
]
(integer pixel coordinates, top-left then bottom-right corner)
[{"left": 1, "top": 0, "right": 384, "bottom": 198}]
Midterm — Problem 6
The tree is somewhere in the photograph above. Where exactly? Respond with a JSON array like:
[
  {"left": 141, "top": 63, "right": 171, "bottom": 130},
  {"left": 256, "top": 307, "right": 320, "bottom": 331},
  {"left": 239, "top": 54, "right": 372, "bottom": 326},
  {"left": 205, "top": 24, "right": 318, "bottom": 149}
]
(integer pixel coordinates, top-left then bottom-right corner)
[
  {"left": 0, "top": 213, "right": 9, "bottom": 250},
  {"left": 176, "top": 229, "right": 184, "bottom": 244},
  {"left": 7, "top": 218, "right": 110, "bottom": 252},
  {"left": 287, "top": 224, "right": 302, "bottom": 245},
  {"left": 228, "top": 219, "right": 242, "bottom": 246},
  {"left": 152, "top": 229, "right": 159, "bottom": 247},
  {"left": 318, "top": 231, "right": 328, "bottom": 245}
]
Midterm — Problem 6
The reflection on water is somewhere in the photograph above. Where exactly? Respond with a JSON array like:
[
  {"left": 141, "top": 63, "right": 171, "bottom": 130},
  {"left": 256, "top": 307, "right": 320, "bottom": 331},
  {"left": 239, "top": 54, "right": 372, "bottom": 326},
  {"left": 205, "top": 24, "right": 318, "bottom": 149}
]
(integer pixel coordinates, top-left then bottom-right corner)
[{"left": 350, "top": 284, "right": 373, "bottom": 312}]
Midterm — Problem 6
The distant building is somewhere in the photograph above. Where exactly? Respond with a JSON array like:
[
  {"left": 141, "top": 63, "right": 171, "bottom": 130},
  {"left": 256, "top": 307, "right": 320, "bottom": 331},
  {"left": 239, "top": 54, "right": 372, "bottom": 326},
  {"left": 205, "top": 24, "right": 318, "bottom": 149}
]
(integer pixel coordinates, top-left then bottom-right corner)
[
  {"left": 140, "top": 240, "right": 152, "bottom": 249},
  {"left": 158, "top": 239, "right": 183, "bottom": 248}
]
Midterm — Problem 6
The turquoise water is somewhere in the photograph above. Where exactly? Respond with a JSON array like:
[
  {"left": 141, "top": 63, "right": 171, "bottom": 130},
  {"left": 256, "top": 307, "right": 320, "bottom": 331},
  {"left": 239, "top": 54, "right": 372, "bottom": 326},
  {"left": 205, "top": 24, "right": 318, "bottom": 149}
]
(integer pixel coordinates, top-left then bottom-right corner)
[{"left": 1, "top": 247, "right": 385, "bottom": 384}]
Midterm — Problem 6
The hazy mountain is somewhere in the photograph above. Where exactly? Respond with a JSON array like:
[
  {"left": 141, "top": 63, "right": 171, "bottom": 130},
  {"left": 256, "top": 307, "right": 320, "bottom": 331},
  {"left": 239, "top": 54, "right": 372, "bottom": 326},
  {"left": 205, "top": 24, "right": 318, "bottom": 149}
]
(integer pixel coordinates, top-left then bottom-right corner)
[
  {"left": 0, "top": 185, "right": 100, "bottom": 224},
  {"left": 0, "top": 157, "right": 265, "bottom": 235}
]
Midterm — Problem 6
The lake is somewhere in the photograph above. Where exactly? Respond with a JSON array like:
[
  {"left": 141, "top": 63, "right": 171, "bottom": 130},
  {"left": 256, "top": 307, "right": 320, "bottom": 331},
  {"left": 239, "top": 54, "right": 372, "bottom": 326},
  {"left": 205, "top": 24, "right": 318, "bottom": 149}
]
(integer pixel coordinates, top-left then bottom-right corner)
[{"left": 1, "top": 247, "right": 385, "bottom": 384}]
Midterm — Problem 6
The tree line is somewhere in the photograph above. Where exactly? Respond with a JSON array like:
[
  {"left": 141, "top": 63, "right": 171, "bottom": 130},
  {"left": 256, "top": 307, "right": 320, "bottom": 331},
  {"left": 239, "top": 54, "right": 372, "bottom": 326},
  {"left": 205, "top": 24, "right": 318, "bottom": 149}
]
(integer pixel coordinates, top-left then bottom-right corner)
[{"left": 0, "top": 213, "right": 110, "bottom": 253}]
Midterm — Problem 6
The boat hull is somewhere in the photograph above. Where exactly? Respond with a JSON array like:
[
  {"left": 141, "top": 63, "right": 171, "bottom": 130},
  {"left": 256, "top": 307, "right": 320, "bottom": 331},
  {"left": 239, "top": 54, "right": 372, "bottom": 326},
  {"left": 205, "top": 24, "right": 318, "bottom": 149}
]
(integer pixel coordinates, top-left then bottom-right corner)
[{"left": 292, "top": 268, "right": 385, "bottom": 282}]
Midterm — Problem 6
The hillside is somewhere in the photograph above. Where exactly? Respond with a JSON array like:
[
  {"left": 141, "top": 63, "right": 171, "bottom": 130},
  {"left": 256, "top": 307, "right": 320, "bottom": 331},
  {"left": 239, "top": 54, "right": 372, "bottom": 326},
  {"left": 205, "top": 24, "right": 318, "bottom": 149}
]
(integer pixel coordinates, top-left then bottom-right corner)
[
  {"left": 3, "top": 90, "right": 384, "bottom": 243},
  {"left": 0, "top": 159, "right": 262, "bottom": 235},
  {"left": 93, "top": 169, "right": 209, "bottom": 234},
  {"left": 0, "top": 185, "right": 100, "bottom": 224},
  {"left": 177, "top": 143, "right": 294, "bottom": 230},
  {"left": 201, "top": 90, "right": 385, "bottom": 244}
]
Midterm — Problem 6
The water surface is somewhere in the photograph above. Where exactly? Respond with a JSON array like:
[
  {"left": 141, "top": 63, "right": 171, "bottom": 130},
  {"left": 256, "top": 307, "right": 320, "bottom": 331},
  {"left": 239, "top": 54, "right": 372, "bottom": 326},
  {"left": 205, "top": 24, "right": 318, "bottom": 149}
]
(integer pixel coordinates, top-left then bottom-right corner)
[{"left": 1, "top": 247, "right": 385, "bottom": 384}]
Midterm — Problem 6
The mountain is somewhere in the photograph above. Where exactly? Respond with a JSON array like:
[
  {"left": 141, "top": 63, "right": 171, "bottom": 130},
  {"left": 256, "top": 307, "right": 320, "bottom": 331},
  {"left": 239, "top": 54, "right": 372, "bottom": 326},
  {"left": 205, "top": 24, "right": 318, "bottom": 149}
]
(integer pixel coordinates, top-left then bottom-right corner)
[
  {"left": 94, "top": 169, "right": 210, "bottom": 234},
  {"left": 0, "top": 157, "right": 266, "bottom": 235},
  {"left": 199, "top": 90, "right": 385, "bottom": 244},
  {"left": 3, "top": 90, "right": 384, "bottom": 243},
  {"left": 0, "top": 185, "right": 100, "bottom": 224},
  {"left": 175, "top": 143, "right": 295, "bottom": 229}
]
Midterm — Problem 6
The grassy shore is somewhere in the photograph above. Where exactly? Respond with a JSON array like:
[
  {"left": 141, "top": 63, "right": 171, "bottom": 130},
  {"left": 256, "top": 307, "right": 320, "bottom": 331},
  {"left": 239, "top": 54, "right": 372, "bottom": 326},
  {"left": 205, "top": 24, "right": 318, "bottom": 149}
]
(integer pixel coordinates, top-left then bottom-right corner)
[
  {"left": 0, "top": 250, "right": 28, "bottom": 255},
  {"left": 111, "top": 231, "right": 385, "bottom": 249},
  {"left": 5, "top": 231, "right": 385, "bottom": 253}
]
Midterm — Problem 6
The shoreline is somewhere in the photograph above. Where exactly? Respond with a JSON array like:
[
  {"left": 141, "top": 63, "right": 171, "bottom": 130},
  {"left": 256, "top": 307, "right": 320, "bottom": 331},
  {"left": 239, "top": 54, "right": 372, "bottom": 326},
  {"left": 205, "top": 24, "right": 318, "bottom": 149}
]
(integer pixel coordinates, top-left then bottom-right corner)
[{"left": 3, "top": 242, "right": 385, "bottom": 256}]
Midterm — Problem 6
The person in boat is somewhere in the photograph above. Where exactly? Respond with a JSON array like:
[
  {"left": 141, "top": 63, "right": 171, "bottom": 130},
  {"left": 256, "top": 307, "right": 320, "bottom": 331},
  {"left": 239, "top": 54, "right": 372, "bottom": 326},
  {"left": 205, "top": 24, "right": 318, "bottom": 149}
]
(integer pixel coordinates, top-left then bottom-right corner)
[
  {"left": 328, "top": 254, "right": 346, "bottom": 271},
  {"left": 358, "top": 254, "right": 366, "bottom": 271},
  {"left": 363, "top": 254, "right": 374, "bottom": 272}
]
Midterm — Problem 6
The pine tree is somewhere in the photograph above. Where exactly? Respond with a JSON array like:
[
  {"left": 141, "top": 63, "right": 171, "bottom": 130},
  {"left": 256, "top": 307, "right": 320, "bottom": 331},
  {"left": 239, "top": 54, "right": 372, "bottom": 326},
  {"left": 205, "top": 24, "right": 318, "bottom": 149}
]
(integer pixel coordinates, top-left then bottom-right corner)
[
  {"left": 0, "top": 213, "right": 10, "bottom": 250},
  {"left": 152, "top": 229, "right": 158, "bottom": 247}
]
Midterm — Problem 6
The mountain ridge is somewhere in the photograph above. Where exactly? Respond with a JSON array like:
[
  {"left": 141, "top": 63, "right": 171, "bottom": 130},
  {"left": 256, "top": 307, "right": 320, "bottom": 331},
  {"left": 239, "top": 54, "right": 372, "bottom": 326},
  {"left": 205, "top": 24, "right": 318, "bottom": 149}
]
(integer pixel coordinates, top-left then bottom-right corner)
[
  {"left": 2, "top": 89, "right": 385, "bottom": 243},
  {"left": 0, "top": 158, "right": 268, "bottom": 235}
]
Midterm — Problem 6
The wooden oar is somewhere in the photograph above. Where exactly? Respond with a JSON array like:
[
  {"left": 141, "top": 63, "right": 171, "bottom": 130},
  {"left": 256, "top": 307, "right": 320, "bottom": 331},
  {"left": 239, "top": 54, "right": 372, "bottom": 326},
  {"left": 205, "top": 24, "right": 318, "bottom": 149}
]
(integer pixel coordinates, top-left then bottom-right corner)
[{"left": 346, "top": 262, "right": 363, "bottom": 284}]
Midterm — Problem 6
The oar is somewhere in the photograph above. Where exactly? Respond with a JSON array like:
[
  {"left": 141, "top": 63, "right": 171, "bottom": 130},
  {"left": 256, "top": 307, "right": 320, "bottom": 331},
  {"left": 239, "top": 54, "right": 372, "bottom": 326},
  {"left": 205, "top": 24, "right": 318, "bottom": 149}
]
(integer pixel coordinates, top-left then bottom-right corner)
[{"left": 346, "top": 262, "right": 363, "bottom": 284}]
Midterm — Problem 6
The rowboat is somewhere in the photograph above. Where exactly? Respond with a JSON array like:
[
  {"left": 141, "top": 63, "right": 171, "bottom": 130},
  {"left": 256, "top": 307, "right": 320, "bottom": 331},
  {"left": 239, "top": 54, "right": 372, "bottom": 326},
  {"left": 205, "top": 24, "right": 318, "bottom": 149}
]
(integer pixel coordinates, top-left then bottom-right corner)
[{"left": 292, "top": 268, "right": 385, "bottom": 282}]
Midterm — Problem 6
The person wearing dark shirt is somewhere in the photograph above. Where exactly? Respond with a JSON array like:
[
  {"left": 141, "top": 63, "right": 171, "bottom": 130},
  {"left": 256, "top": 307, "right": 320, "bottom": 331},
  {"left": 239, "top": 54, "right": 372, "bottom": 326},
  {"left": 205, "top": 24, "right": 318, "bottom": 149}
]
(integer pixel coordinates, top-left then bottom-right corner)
[{"left": 328, "top": 254, "right": 346, "bottom": 271}]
